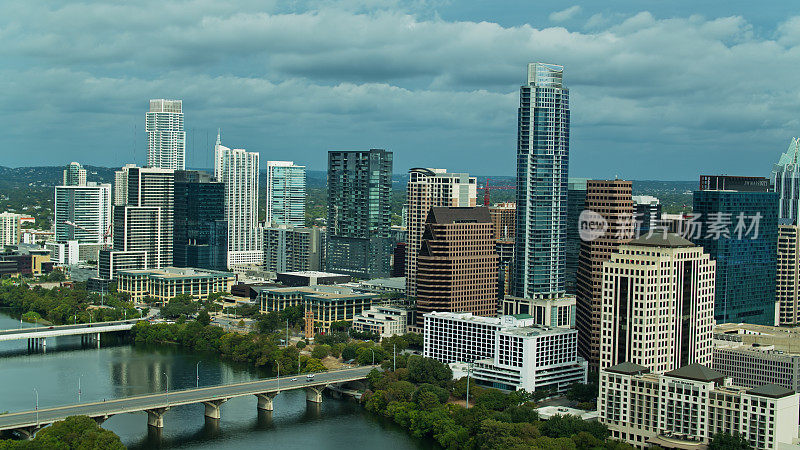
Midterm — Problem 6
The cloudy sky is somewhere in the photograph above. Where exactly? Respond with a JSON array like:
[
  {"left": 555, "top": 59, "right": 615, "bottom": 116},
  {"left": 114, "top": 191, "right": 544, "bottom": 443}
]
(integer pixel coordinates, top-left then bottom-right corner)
[{"left": 2, "top": 0, "right": 799, "bottom": 179}]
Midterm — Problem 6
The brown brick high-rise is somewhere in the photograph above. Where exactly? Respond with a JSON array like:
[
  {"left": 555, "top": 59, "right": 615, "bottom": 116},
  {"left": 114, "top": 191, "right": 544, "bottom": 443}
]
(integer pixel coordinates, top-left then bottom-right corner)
[
  {"left": 415, "top": 207, "right": 498, "bottom": 328},
  {"left": 576, "top": 179, "right": 633, "bottom": 371}
]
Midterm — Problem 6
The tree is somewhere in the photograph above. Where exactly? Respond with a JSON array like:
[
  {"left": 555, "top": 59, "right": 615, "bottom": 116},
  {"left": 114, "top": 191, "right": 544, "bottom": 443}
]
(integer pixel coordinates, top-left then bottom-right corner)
[
  {"left": 412, "top": 383, "right": 450, "bottom": 404},
  {"left": 196, "top": 310, "right": 211, "bottom": 326},
  {"left": 401, "top": 332, "right": 423, "bottom": 350},
  {"left": 406, "top": 356, "right": 452, "bottom": 387},
  {"left": 452, "top": 376, "right": 484, "bottom": 400},
  {"left": 380, "top": 334, "right": 408, "bottom": 353},
  {"left": 540, "top": 414, "right": 608, "bottom": 440},
  {"left": 416, "top": 390, "right": 441, "bottom": 411},
  {"left": 160, "top": 294, "right": 198, "bottom": 319},
  {"left": 296, "top": 340, "right": 307, "bottom": 349},
  {"left": 329, "top": 320, "right": 351, "bottom": 332},
  {"left": 708, "top": 432, "right": 753, "bottom": 450},
  {"left": 257, "top": 312, "right": 281, "bottom": 334},
  {"left": 311, "top": 344, "right": 330, "bottom": 359},
  {"left": 341, "top": 343, "right": 359, "bottom": 361},
  {"left": 566, "top": 382, "right": 599, "bottom": 404},
  {"left": 28, "top": 415, "right": 124, "bottom": 449},
  {"left": 475, "top": 389, "right": 517, "bottom": 411}
]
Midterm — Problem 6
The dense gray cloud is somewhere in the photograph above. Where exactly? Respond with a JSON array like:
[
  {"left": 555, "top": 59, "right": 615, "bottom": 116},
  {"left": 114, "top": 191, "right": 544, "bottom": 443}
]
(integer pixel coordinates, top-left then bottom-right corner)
[{"left": 1, "top": 0, "right": 799, "bottom": 179}]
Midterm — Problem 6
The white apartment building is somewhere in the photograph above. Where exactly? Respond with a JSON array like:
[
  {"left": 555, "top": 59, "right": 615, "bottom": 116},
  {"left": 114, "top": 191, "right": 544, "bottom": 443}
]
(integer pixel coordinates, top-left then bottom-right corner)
[
  {"left": 352, "top": 304, "right": 414, "bottom": 338},
  {"left": 54, "top": 182, "right": 112, "bottom": 246},
  {"left": 0, "top": 212, "right": 22, "bottom": 246},
  {"left": 214, "top": 132, "right": 261, "bottom": 267},
  {"left": 501, "top": 292, "right": 576, "bottom": 328},
  {"left": 600, "top": 234, "right": 716, "bottom": 373},
  {"left": 114, "top": 164, "right": 137, "bottom": 206},
  {"left": 599, "top": 362, "right": 799, "bottom": 449},
  {"left": 405, "top": 168, "right": 476, "bottom": 297},
  {"left": 424, "top": 311, "right": 587, "bottom": 393},
  {"left": 265, "top": 161, "right": 306, "bottom": 228},
  {"left": 146, "top": 99, "right": 185, "bottom": 170}
]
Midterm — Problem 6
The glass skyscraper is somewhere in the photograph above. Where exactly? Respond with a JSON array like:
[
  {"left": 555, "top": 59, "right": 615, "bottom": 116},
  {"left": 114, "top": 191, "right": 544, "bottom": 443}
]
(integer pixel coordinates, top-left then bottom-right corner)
[
  {"left": 173, "top": 170, "right": 227, "bottom": 271},
  {"left": 266, "top": 161, "right": 306, "bottom": 228},
  {"left": 565, "top": 177, "right": 588, "bottom": 295},
  {"left": 772, "top": 137, "right": 800, "bottom": 223},
  {"left": 512, "top": 63, "right": 570, "bottom": 298},
  {"left": 326, "top": 149, "right": 393, "bottom": 279},
  {"left": 692, "top": 179, "right": 778, "bottom": 325}
]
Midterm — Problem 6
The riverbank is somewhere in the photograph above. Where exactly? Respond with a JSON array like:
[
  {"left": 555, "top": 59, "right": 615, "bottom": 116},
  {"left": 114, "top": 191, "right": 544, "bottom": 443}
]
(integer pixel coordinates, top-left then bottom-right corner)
[{"left": 0, "top": 311, "right": 436, "bottom": 449}]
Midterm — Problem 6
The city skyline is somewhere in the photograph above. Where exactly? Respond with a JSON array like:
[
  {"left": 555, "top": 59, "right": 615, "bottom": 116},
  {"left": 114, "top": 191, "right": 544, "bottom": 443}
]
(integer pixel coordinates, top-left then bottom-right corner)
[{"left": 3, "top": 2, "right": 800, "bottom": 180}]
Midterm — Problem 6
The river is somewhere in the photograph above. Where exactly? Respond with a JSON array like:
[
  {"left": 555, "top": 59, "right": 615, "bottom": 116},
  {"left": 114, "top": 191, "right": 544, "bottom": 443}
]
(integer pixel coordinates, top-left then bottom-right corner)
[{"left": 0, "top": 311, "right": 436, "bottom": 449}]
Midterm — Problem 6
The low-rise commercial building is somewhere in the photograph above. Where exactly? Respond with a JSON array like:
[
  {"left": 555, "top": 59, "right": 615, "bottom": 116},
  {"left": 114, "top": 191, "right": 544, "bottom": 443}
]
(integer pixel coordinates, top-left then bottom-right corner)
[
  {"left": 117, "top": 267, "right": 236, "bottom": 303},
  {"left": 352, "top": 304, "right": 415, "bottom": 338},
  {"left": 599, "top": 362, "right": 799, "bottom": 449},
  {"left": 276, "top": 271, "right": 351, "bottom": 287},
  {"left": 713, "top": 341, "right": 800, "bottom": 393},
  {"left": 258, "top": 285, "right": 377, "bottom": 335},
  {"left": 424, "top": 311, "right": 587, "bottom": 393}
]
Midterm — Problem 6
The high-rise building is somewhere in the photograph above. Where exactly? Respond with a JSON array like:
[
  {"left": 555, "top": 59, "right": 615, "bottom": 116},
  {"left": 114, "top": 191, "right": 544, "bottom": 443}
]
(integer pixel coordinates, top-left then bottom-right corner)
[
  {"left": 0, "top": 212, "right": 22, "bottom": 247},
  {"left": 632, "top": 195, "right": 662, "bottom": 234},
  {"left": 265, "top": 161, "right": 306, "bottom": 228},
  {"left": 777, "top": 223, "right": 800, "bottom": 326},
  {"left": 424, "top": 311, "right": 587, "bottom": 393},
  {"left": 405, "top": 168, "right": 477, "bottom": 296},
  {"left": 566, "top": 178, "right": 588, "bottom": 295},
  {"left": 415, "top": 207, "right": 498, "bottom": 327},
  {"left": 214, "top": 132, "right": 261, "bottom": 267},
  {"left": 600, "top": 234, "right": 715, "bottom": 373},
  {"left": 63, "top": 162, "right": 87, "bottom": 186},
  {"left": 54, "top": 183, "right": 112, "bottom": 245},
  {"left": 772, "top": 137, "right": 800, "bottom": 223},
  {"left": 692, "top": 176, "right": 778, "bottom": 325},
  {"left": 112, "top": 166, "right": 174, "bottom": 270},
  {"left": 173, "top": 170, "right": 227, "bottom": 271},
  {"left": 489, "top": 202, "right": 517, "bottom": 299},
  {"left": 114, "top": 164, "right": 137, "bottom": 206},
  {"left": 262, "top": 224, "right": 323, "bottom": 273},
  {"left": 576, "top": 179, "right": 633, "bottom": 370},
  {"left": 326, "top": 149, "right": 393, "bottom": 279},
  {"left": 146, "top": 99, "right": 185, "bottom": 170},
  {"left": 513, "top": 63, "right": 570, "bottom": 299}
]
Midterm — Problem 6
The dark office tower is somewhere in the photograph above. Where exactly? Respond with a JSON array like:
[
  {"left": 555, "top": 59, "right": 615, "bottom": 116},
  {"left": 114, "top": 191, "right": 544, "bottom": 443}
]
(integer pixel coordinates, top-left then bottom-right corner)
[
  {"left": 392, "top": 242, "right": 407, "bottom": 277},
  {"left": 566, "top": 178, "right": 588, "bottom": 295},
  {"left": 173, "top": 170, "right": 227, "bottom": 271},
  {"left": 633, "top": 195, "right": 662, "bottom": 234},
  {"left": 692, "top": 175, "right": 778, "bottom": 325},
  {"left": 415, "top": 207, "right": 498, "bottom": 328},
  {"left": 326, "top": 149, "right": 393, "bottom": 279},
  {"left": 576, "top": 179, "right": 634, "bottom": 370},
  {"left": 489, "top": 202, "right": 516, "bottom": 300},
  {"left": 513, "top": 63, "right": 570, "bottom": 298}
]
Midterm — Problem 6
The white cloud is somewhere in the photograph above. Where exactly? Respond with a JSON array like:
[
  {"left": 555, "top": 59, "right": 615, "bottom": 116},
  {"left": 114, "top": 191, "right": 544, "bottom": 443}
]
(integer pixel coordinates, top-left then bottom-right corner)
[
  {"left": 0, "top": 2, "right": 799, "bottom": 178},
  {"left": 549, "top": 5, "right": 582, "bottom": 23}
]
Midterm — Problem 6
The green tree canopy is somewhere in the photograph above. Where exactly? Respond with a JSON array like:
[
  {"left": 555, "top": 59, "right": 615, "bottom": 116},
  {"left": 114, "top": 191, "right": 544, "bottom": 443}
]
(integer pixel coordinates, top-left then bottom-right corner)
[{"left": 406, "top": 356, "right": 452, "bottom": 387}]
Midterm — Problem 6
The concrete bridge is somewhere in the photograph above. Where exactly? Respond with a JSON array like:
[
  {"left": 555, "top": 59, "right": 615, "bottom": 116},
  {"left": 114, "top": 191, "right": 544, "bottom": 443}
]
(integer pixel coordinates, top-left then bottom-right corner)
[
  {"left": 0, "top": 366, "right": 374, "bottom": 439},
  {"left": 0, "top": 320, "right": 138, "bottom": 349}
]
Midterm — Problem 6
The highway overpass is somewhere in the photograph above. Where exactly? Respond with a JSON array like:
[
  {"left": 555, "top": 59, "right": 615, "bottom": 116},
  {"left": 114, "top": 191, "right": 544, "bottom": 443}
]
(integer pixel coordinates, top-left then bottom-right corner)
[{"left": 0, "top": 366, "right": 374, "bottom": 439}]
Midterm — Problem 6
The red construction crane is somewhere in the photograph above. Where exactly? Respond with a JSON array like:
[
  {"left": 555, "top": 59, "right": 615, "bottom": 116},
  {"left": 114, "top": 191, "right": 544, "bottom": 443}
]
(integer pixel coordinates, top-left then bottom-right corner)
[{"left": 478, "top": 178, "right": 515, "bottom": 206}]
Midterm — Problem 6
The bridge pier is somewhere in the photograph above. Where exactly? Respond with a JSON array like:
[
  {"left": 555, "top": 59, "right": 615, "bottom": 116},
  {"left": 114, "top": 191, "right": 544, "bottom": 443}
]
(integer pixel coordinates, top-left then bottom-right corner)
[
  {"left": 14, "top": 425, "right": 41, "bottom": 440},
  {"left": 96, "top": 332, "right": 100, "bottom": 348},
  {"left": 202, "top": 399, "right": 227, "bottom": 420},
  {"left": 145, "top": 407, "right": 169, "bottom": 428},
  {"left": 255, "top": 392, "right": 278, "bottom": 411},
  {"left": 305, "top": 386, "right": 324, "bottom": 404}
]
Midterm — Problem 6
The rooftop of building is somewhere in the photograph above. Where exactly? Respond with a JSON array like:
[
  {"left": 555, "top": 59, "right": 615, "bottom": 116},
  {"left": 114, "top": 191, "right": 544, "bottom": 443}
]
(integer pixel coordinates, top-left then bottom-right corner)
[
  {"left": 359, "top": 277, "right": 405, "bottom": 289},
  {"left": 713, "top": 322, "right": 800, "bottom": 354},
  {"left": 632, "top": 195, "right": 660, "bottom": 205},
  {"left": 664, "top": 363, "right": 725, "bottom": 383},
  {"left": 427, "top": 207, "right": 492, "bottom": 224},
  {"left": 605, "top": 361, "right": 650, "bottom": 375},
  {"left": 279, "top": 271, "right": 350, "bottom": 278},
  {"left": 746, "top": 384, "right": 796, "bottom": 399},
  {"left": 628, "top": 233, "right": 695, "bottom": 248},
  {"left": 118, "top": 267, "right": 235, "bottom": 279},
  {"left": 257, "top": 284, "right": 378, "bottom": 300}
]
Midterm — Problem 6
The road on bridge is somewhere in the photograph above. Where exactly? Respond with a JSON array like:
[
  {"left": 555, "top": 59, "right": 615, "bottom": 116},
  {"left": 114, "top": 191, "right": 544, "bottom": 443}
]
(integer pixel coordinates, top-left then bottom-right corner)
[{"left": 0, "top": 366, "right": 376, "bottom": 432}]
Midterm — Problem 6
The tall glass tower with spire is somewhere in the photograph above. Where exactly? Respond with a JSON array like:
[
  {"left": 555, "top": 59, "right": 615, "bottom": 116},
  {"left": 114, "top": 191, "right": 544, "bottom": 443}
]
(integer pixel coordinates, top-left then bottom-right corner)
[
  {"left": 512, "top": 63, "right": 570, "bottom": 298},
  {"left": 773, "top": 137, "right": 800, "bottom": 223}
]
